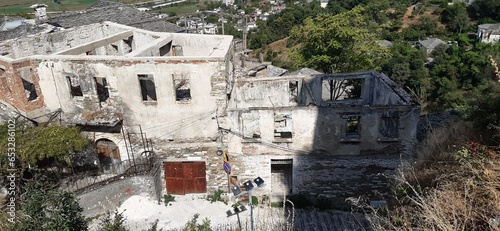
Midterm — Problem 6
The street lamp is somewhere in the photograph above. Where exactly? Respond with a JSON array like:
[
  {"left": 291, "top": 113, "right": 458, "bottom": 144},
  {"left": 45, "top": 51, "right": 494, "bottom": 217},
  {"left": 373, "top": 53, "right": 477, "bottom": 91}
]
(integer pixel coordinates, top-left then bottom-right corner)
[
  {"left": 231, "top": 177, "right": 266, "bottom": 231},
  {"left": 226, "top": 204, "right": 247, "bottom": 230}
]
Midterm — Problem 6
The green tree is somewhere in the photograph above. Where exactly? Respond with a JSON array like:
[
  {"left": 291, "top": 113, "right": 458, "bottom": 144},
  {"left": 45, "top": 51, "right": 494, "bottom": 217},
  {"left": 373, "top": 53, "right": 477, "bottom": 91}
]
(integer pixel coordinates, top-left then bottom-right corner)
[
  {"left": 289, "top": 7, "right": 390, "bottom": 73},
  {"left": 12, "top": 181, "right": 88, "bottom": 231},
  {"left": 467, "top": 83, "right": 500, "bottom": 143},
  {"left": 468, "top": 0, "right": 500, "bottom": 22},
  {"left": 441, "top": 2, "right": 469, "bottom": 33},
  {"left": 100, "top": 210, "right": 128, "bottom": 231},
  {"left": 0, "top": 122, "right": 89, "bottom": 171}
]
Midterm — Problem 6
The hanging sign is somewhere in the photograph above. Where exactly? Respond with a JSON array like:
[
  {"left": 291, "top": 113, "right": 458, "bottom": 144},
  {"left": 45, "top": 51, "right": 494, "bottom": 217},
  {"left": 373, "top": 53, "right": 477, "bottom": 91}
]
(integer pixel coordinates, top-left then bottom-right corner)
[
  {"left": 223, "top": 151, "right": 229, "bottom": 162},
  {"left": 223, "top": 161, "right": 231, "bottom": 174}
]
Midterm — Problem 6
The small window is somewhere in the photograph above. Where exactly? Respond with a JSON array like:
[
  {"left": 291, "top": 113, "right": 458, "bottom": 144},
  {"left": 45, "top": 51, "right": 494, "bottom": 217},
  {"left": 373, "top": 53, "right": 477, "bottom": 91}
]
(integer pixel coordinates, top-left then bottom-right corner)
[
  {"left": 94, "top": 77, "right": 109, "bottom": 103},
  {"left": 173, "top": 73, "right": 191, "bottom": 102},
  {"left": 289, "top": 81, "right": 298, "bottom": 102},
  {"left": 341, "top": 115, "right": 360, "bottom": 141},
  {"left": 346, "top": 116, "right": 360, "bottom": 136},
  {"left": 138, "top": 74, "right": 157, "bottom": 101},
  {"left": 274, "top": 113, "right": 293, "bottom": 142},
  {"left": 379, "top": 113, "right": 399, "bottom": 140},
  {"left": 67, "top": 76, "right": 83, "bottom": 97},
  {"left": 322, "top": 78, "right": 363, "bottom": 101},
  {"left": 159, "top": 41, "right": 172, "bottom": 56},
  {"left": 20, "top": 68, "right": 38, "bottom": 101}
]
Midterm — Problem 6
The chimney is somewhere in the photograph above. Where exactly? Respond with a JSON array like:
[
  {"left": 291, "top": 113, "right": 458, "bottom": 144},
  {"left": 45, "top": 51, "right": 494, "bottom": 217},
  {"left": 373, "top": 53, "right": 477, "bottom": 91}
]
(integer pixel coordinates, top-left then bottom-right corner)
[{"left": 30, "top": 4, "right": 48, "bottom": 21}]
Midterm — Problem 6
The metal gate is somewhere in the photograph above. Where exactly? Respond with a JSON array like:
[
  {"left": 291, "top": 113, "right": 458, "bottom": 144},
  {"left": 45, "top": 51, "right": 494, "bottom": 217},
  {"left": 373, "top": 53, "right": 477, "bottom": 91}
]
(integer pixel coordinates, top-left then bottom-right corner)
[{"left": 164, "top": 161, "right": 207, "bottom": 195}]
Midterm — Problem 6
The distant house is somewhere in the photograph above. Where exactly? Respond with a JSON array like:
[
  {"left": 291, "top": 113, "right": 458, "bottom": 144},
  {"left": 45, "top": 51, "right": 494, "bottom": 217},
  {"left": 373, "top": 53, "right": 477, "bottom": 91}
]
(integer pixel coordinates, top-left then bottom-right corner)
[
  {"left": 477, "top": 24, "right": 500, "bottom": 44},
  {"left": 320, "top": 0, "right": 328, "bottom": 8},
  {"left": 416, "top": 38, "right": 447, "bottom": 54},
  {"left": 259, "top": 13, "right": 270, "bottom": 21}
]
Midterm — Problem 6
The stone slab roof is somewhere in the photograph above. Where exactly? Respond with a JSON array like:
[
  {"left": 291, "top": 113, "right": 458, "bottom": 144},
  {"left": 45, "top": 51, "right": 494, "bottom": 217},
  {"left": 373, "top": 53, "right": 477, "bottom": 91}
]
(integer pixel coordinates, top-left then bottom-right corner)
[
  {"left": 47, "top": 0, "right": 182, "bottom": 32},
  {"left": 0, "top": 0, "right": 182, "bottom": 41},
  {"left": 418, "top": 38, "right": 446, "bottom": 50},
  {"left": 0, "top": 24, "right": 51, "bottom": 42},
  {"left": 479, "top": 23, "right": 500, "bottom": 30}
]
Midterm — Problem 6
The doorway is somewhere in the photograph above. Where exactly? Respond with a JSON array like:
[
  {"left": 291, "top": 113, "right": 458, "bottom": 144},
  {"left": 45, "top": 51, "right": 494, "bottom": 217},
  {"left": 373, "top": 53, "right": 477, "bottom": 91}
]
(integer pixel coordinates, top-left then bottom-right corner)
[{"left": 271, "top": 159, "right": 293, "bottom": 201}]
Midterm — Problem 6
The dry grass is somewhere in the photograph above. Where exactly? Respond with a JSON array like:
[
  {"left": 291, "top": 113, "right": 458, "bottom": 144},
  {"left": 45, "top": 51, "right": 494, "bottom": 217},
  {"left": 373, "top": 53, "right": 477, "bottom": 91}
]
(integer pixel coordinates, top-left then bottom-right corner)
[
  {"left": 251, "top": 194, "right": 295, "bottom": 231},
  {"left": 355, "top": 121, "right": 500, "bottom": 231}
]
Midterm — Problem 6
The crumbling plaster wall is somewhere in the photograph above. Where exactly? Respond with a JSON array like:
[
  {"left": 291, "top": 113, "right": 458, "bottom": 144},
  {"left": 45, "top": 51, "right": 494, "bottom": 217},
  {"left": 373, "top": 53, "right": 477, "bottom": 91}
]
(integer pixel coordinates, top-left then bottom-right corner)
[
  {"left": 131, "top": 31, "right": 158, "bottom": 50},
  {"left": 171, "top": 33, "right": 231, "bottom": 57},
  {"left": 36, "top": 57, "right": 229, "bottom": 140},
  {"left": 225, "top": 106, "right": 418, "bottom": 156},
  {"left": 0, "top": 23, "right": 127, "bottom": 59},
  {"left": 228, "top": 79, "right": 302, "bottom": 108}
]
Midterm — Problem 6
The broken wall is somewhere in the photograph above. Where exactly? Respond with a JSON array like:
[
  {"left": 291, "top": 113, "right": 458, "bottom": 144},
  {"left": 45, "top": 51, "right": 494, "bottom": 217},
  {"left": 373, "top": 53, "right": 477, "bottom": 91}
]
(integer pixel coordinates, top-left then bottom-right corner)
[
  {"left": 0, "top": 23, "right": 128, "bottom": 59},
  {"left": 0, "top": 58, "right": 44, "bottom": 112},
  {"left": 221, "top": 152, "right": 406, "bottom": 209},
  {"left": 226, "top": 106, "right": 418, "bottom": 156},
  {"left": 35, "top": 57, "right": 230, "bottom": 140}
]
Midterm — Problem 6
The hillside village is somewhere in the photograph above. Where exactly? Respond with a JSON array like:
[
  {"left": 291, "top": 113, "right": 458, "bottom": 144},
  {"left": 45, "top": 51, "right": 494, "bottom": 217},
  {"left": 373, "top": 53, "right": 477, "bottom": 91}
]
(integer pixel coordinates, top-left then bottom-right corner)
[{"left": 0, "top": 0, "right": 499, "bottom": 230}]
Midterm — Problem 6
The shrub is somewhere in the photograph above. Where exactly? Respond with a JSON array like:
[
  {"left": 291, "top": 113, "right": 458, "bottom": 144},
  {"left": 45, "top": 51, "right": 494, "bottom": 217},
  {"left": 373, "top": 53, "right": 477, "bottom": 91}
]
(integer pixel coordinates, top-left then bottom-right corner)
[
  {"left": 206, "top": 189, "right": 226, "bottom": 204},
  {"left": 164, "top": 194, "right": 176, "bottom": 206},
  {"left": 100, "top": 210, "right": 127, "bottom": 231},
  {"left": 183, "top": 214, "right": 211, "bottom": 231}
]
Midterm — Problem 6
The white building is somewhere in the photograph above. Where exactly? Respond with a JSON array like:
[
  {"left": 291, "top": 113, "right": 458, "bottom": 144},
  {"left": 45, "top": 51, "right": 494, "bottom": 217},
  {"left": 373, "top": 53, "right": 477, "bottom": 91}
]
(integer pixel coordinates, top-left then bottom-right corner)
[{"left": 477, "top": 24, "right": 500, "bottom": 44}]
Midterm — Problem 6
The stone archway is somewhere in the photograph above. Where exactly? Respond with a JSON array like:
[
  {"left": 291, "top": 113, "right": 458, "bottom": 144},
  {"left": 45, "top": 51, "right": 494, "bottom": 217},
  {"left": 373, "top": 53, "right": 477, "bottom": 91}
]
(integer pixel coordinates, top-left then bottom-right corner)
[{"left": 95, "top": 138, "right": 121, "bottom": 173}]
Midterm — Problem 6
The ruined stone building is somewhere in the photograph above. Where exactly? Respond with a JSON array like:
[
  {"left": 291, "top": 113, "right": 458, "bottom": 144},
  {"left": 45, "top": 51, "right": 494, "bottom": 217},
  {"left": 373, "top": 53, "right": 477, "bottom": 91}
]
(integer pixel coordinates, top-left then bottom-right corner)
[
  {"left": 223, "top": 70, "right": 419, "bottom": 206},
  {"left": 0, "top": 2, "right": 419, "bottom": 208}
]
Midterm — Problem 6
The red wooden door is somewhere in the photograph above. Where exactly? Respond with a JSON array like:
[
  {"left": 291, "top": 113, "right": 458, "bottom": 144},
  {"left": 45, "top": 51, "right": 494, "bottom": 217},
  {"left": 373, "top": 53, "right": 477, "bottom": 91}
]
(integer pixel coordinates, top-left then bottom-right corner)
[
  {"left": 164, "top": 161, "right": 206, "bottom": 195},
  {"left": 165, "top": 162, "right": 185, "bottom": 194},
  {"left": 192, "top": 162, "right": 207, "bottom": 193}
]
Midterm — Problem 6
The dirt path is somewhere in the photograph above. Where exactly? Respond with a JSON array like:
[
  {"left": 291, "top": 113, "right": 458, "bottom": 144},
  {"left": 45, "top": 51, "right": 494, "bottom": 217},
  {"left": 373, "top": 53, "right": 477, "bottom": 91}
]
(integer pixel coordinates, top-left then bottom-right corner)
[{"left": 400, "top": 4, "right": 416, "bottom": 32}]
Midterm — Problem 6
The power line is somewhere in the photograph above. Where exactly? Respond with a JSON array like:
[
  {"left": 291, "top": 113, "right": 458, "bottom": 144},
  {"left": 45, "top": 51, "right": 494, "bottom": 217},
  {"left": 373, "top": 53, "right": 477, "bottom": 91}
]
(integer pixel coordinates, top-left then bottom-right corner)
[
  {"left": 140, "top": 110, "right": 216, "bottom": 133},
  {"left": 155, "top": 111, "right": 215, "bottom": 139},
  {"left": 219, "top": 127, "right": 308, "bottom": 154}
]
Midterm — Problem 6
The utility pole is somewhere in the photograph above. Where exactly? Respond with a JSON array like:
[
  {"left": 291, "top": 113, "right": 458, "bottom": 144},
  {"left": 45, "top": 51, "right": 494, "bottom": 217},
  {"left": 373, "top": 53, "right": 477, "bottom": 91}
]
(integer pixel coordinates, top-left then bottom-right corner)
[
  {"left": 221, "top": 19, "right": 225, "bottom": 35},
  {"left": 242, "top": 15, "right": 248, "bottom": 68},
  {"left": 201, "top": 14, "right": 205, "bottom": 34},
  {"left": 243, "top": 16, "right": 248, "bottom": 51}
]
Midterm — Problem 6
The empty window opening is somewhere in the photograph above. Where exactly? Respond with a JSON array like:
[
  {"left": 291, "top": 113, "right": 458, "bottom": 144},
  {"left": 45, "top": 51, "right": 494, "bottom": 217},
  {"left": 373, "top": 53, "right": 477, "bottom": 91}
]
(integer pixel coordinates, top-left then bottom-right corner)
[
  {"left": 159, "top": 41, "right": 172, "bottom": 56},
  {"left": 344, "top": 115, "right": 360, "bottom": 138},
  {"left": 66, "top": 76, "right": 83, "bottom": 97},
  {"left": 173, "top": 73, "right": 191, "bottom": 101},
  {"left": 379, "top": 113, "right": 399, "bottom": 139},
  {"left": 289, "top": 81, "right": 298, "bottom": 102},
  {"left": 123, "top": 36, "right": 134, "bottom": 53},
  {"left": 242, "top": 111, "right": 261, "bottom": 139},
  {"left": 271, "top": 159, "right": 293, "bottom": 201},
  {"left": 86, "top": 50, "right": 95, "bottom": 55},
  {"left": 138, "top": 74, "right": 157, "bottom": 101},
  {"left": 20, "top": 68, "right": 38, "bottom": 101},
  {"left": 322, "top": 78, "right": 363, "bottom": 101},
  {"left": 94, "top": 77, "right": 109, "bottom": 102},
  {"left": 274, "top": 113, "right": 293, "bottom": 142}
]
